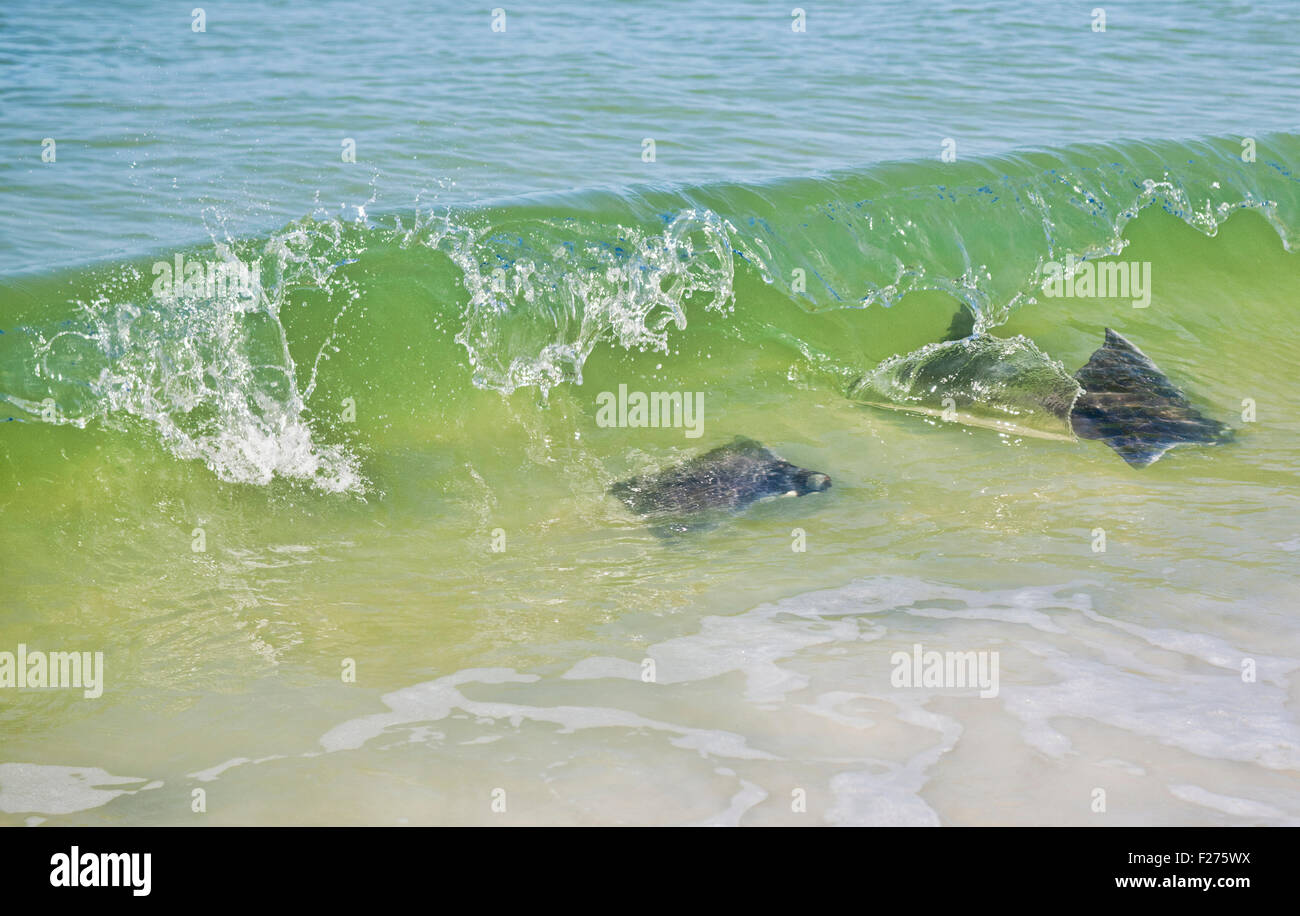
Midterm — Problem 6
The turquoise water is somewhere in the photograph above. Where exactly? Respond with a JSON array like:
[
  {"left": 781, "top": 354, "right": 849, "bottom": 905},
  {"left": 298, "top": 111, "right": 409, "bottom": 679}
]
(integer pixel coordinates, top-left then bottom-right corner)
[
  {"left": 4, "top": 0, "right": 1298, "bottom": 273},
  {"left": 1, "top": 1, "right": 1299, "bottom": 825}
]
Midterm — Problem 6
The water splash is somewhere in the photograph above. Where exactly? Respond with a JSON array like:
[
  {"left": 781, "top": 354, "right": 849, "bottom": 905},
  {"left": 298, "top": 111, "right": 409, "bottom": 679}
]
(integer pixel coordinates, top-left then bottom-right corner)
[
  {"left": 425, "top": 207, "right": 738, "bottom": 395},
  {"left": 28, "top": 224, "right": 368, "bottom": 493}
]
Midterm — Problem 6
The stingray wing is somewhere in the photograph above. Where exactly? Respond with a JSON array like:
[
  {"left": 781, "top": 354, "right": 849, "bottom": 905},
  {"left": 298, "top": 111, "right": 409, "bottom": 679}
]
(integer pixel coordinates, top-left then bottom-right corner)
[{"left": 1071, "top": 328, "right": 1233, "bottom": 468}]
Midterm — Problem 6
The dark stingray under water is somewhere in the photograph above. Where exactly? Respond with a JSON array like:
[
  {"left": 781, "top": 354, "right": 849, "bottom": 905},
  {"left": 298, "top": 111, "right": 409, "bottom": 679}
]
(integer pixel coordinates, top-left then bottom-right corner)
[
  {"left": 610, "top": 437, "right": 832, "bottom": 535},
  {"left": 1069, "top": 328, "right": 1234, "bottom": 468},
  {"left": 930, "top": 308, "right": 1234, "bottom": 468}
]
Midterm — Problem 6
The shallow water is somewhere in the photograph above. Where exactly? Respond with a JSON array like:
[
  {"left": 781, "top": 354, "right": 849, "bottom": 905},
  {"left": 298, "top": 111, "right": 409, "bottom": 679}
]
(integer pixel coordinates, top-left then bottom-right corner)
[{"left": 1, "top": 1, "right": 1299, "bottom": 825}]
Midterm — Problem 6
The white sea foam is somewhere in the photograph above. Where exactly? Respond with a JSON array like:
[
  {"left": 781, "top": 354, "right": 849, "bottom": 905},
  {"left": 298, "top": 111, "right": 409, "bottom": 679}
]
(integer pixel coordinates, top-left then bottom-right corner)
[
  {"left": 31, "top": 575, "right": 1294, "bottom": 826},
  {"left": 1166, "top": 784, "right": 1289, "bottom": 821},
  {"left": 318, "top": 666, "right": 775, "bottom": 761},
  {"left": 0, "top": 763, "right": 160, "bottom": 816}
]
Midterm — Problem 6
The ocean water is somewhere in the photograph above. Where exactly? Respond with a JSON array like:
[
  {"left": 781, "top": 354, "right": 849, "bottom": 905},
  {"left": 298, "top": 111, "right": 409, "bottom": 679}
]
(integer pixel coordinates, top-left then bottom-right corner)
[{"left": 1, "top": 1, "right": 1299, "bottom": 825}]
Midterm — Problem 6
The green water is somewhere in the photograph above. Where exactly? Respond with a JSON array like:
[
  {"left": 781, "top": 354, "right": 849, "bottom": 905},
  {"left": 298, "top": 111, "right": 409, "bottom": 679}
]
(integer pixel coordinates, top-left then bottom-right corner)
[
  {"left": 3, "top": 143, "right": 1299, "bottom": 822},
  {"left": 2, "top": 0, "right": 1300, "bottom": 824}
]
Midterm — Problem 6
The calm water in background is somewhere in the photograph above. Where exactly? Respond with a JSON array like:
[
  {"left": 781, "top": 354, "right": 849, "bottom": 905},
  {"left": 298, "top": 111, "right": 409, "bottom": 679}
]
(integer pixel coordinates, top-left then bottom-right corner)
[
  {"left": 1, "top": 1, "right": 1299, "bottom": 825},
  {"left": 3, "top": 0, "right": 1299, "bottom": 272}
]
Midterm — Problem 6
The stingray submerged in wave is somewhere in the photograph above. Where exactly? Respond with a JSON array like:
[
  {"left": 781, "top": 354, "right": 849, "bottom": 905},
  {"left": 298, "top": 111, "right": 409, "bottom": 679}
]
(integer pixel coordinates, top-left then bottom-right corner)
[
  {"left": 610, "top": 437, "right": 831, "bottom": 535},
  {"left": 849, "top": 309, "right": 1233, "bottom": 469}
]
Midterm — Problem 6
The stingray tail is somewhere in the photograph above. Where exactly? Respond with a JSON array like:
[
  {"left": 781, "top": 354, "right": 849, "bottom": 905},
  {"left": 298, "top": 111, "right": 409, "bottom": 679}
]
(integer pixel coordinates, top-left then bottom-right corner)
[{"left": 1069, "top": 328, "right": 1233, "bottom": 468}]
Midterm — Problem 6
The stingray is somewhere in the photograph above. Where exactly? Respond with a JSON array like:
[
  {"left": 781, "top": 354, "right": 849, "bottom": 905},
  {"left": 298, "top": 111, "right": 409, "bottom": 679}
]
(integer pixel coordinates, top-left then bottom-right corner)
[
  {"left": 1066, "top": 328, "right": 1233, "bottom": 466},
  {"left": 849, "top": 311, "right": 1233, "bottom": 468},
  {"left": 610, "top": 437, "right": 831, "bottom": 534}
]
